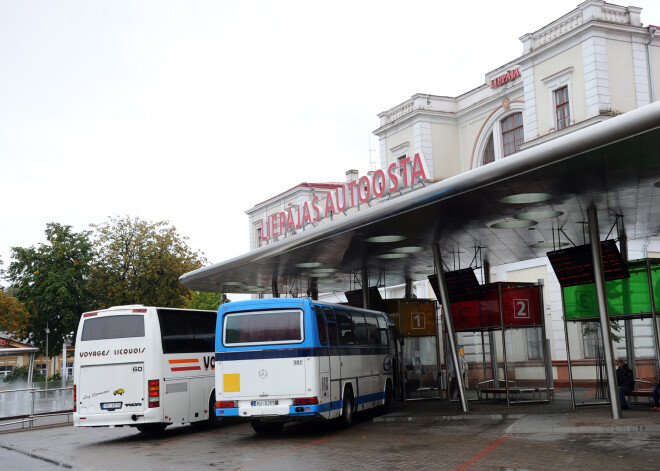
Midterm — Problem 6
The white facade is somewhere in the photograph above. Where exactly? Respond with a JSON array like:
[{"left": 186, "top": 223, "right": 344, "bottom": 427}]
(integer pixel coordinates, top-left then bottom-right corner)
[
  {"left": 372, "top": 1, "right": 659, "bottom": 372},
  {"left": 246, "top": 1, "right": 660, "bottom": 376}
]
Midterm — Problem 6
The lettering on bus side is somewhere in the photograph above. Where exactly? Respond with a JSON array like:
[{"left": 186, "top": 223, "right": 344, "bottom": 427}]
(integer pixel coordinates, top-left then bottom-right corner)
[
  {"left": 113, "top": 348, "right": 146, "bottom": 355},
  {"left": 203, "top": 356, "right": 215, "bottom": 371},
  {"left": 79, "top": 350, "right": 110, "bottom": 357}
]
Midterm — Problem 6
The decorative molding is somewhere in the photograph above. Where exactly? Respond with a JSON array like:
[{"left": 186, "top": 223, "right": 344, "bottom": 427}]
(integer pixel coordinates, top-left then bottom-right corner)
[{"left": 519, "top": 1, "right": 642, "bottom": 54}]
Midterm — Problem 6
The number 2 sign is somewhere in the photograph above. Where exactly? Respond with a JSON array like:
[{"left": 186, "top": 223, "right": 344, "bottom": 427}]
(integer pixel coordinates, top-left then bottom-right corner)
[{"left": 513, "top": 299, "right": 529, "bottom": 318}]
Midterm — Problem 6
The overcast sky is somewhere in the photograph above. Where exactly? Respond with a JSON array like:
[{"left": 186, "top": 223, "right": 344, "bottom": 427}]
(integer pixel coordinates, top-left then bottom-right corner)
[{"left": 2, "top": 0, "right": 659, "bottom": 291}]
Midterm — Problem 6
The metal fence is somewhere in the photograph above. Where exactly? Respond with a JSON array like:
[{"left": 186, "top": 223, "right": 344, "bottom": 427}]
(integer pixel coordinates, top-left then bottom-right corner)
[{"left": 0, "top": 381, "right": 74, "bottom": 429}]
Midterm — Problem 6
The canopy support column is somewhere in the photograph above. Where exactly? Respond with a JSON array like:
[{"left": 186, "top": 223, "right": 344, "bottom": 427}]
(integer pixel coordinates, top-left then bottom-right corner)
[
  {"left": 361, "top": 263, "right": 370, "bottom": 309},
  {"left": 433, "top": 245, "right": 469, "bottom": 412},
  {"left": 588, "top": 207, "right": 621, "bottom": 419}
]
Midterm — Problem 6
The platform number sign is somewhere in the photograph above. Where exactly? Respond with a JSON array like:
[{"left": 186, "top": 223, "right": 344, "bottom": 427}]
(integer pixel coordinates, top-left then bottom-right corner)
[
  {"left": 411, "top": 312, "right": 426, "bottom": 330},
  {"left": 513, "top": 299, "right": 530, "bottom": 319}
]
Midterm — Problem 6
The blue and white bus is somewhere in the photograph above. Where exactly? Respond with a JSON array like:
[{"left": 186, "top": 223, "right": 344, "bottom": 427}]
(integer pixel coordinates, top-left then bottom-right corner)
[{"left": 214, "top": 298, "right": 399, "bottom": 433}]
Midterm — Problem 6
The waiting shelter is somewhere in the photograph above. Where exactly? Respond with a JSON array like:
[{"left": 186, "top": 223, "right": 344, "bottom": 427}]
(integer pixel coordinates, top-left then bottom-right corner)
[{"left": 559, "top": 255, "right": 660, "bottom": 408}]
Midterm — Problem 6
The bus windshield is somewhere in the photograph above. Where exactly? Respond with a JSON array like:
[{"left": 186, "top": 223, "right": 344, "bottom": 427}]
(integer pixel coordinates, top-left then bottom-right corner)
[
  {"left": 224, "top": 309, "right": 303, "bottom": 345},
  {"left": 80, "top": 315, "right": 145, "bottom": 341}
]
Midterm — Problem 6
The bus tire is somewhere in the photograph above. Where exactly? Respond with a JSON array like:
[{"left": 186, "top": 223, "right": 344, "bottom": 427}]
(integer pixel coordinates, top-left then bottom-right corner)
[
  {"left": 207, "top": 391, "right": 223, "bottom": 427},
  {"left": 136, "top": 423, "right": 168, "bottom": 434},
  {"left": 251, "top": 421, "right": 284, "bottom": 434},
  {"left": 339, "top": 387, "right": 354, "bottom": 428}
]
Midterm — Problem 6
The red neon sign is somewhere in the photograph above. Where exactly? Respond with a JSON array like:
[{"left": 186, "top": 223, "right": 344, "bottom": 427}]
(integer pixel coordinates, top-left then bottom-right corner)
[
  {"left": 490, "top": 68, "right": 521, "bottom": 88},
  {"left": 261, "top": 153, "right": 429, "bottom": 242}
]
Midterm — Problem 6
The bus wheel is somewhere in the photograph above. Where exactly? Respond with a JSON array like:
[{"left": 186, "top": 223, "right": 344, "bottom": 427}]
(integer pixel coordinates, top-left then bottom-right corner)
[
  {"left": 208, "top": 392, "right": 223, "bottom": 427},
  {"left": 384, "top": 380, "right": 395, "bottom": 412},
  {"left": 136, "top": 423, "right": 168, "bottom": 434},
  {"left": 251, "top": 421, "right": 284, "bottom": 434},
  {"left": 339, "top": 388, "right": 354, "bottom": 428}
]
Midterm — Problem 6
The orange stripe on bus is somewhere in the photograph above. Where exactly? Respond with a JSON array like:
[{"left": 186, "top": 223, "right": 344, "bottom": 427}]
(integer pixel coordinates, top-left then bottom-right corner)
[{"left": 168, "top": 358, "right": 199, "bottom": 364}]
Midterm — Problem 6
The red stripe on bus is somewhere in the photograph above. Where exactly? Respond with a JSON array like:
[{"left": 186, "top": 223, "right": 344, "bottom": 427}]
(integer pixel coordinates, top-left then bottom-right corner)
[{"left": 170, "top": 366, "right": 201, "bottom": 371}]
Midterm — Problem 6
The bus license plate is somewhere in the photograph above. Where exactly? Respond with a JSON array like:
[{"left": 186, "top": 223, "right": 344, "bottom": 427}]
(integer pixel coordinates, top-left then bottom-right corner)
[
  {"left": 101, "top": 402, "right": 122, "bottom": 410},
  {"left": 252, "top": 400, "right": 278, "bottom": 406}
]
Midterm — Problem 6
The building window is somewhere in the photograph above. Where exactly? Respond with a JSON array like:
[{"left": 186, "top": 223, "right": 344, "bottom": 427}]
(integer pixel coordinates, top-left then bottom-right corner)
[
  {"left": 0, "top": 365, "right": 13, "bottom": 378},
  {"left": 482, "top": 134, "right": 495, "bottom": 165},
  {"left": 555, "top": 87, "right": 570, "bottom": 130},
  {"left": 473, "top": 102, "right": 525, "bottom": 168},
  {"left": 501, "top": 113, "right": 524, "bottom": 157},
  {"left": 542, "top": 67, "right": 573, "bottom": 133},
  {"left": 255, "top": 226, "right": 262, "bottom": 248},
  {"left": 36, "top": 363, "right": 48, "bottom": 376},
  {"left": 582, "top": 322, "right": 599, "bottom": 359}
]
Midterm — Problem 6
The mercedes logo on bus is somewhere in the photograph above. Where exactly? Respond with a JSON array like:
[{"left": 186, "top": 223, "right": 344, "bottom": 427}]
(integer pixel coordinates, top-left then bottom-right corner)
[{"left": 258, "top": 369, "right": 268, "bottom": 379}]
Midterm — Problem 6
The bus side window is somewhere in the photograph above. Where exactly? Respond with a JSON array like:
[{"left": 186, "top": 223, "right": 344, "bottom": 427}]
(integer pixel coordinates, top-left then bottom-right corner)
[
  {"left": 376, "top": 315, "right": 390, "bottom": 346},
  {"left": 364, "top": 314, "right": 381, "bottom": 346},
  {"left": 351, "top": 312, "right": 368, "bottom": 346},
  {"left": 314, "top": 306, "right": 328, "bottom": 346},
  {"left": 323, "top": 307, "right": 339, "bottom": 346},
  {"left": 335, "top": 309, "right": 354, "bottom": 346}
]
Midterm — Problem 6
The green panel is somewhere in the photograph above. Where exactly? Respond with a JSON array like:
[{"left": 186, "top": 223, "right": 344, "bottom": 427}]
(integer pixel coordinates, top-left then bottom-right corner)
[{"left": 564, "top": 259, "right": 659, "bottom": 320}]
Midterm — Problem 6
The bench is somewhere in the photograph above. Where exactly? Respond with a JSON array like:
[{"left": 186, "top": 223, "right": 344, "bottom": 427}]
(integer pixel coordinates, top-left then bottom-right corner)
[
  {"left": 476, "top": 379, "right": 553, "bottom": 401},
  {"left": 625, "top": 379, "right": 654, "bottom": 406}
]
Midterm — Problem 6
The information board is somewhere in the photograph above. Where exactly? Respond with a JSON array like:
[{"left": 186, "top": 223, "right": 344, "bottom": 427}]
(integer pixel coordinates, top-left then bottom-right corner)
[
  {"left": 428, "top": 268, "right": 484, "bottom": 304},
  {"left": 547, "top": 240, "right": 629, "bottom": 288}
]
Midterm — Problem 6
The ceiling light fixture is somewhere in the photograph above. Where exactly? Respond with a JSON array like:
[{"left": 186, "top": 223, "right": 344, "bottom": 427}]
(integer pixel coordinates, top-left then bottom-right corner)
[
  {"left": 514, "top": 210, "right": 564, "bottom": 220},
  {"left": 490, "top": 220, "right": 538, "bottom": 229},
  {"left": 365, "top": 235, "right": 407, "bottom": 243},
  {"left": 499, "top": 193, "right": 553, "bottom": 204}
]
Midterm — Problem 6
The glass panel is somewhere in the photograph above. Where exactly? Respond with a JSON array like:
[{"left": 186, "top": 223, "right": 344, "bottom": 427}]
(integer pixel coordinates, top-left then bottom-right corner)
[
  {"left": 81, "top": 315, "right": 145, "bottom": 341},
  {"left": 501, "top": 113, "right": 523, "bottom": 157},
  {"left": 224, "top": 309, "right": 303, "bottom": 345},
  {"left": 403, "top": 336, "right": 439, "bottom": 399},
  {"left": 158, "top": 309, "right": 216, "bottom": 353},
  {"left": 335, "top": 309, "right": 355, "bottom": 345},
  {"left": 315, "top": 306, "right": 328, "bottom": 346},
  {"left": 351, "top": 312, "right": 368, "bottom": 346},
  {"left": 482, "top": 134, "right": 495, "bottom": 165}
]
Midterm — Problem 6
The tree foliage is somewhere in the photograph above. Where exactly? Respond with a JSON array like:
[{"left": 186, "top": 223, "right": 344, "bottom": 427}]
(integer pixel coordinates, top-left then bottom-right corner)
[
  {"left": 3, "top": 365, "right": 45, "bottom": 383},
  {"left": 183, "top": 291, "right": 229, "bottom": 311},
  {"left": 88, "top": 216, "right": 206, "bottom": 309},
  {"left": 0, "top": 288, "right": 30, "bottom": 334},
  {"left": 7, "top": 223, "right": 94, "bottom": 355}
]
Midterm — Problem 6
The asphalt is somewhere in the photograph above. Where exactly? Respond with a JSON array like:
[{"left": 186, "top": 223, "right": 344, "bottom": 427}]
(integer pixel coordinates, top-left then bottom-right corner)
[{"left": 375, "top": 391, "right": 660, "bottom": 434}]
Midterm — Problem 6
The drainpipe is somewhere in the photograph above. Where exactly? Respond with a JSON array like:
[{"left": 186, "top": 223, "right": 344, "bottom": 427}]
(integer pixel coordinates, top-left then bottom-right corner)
[
  {"left": 648, "top": 26, "right": 657, "bottom": 102},
  {"left": 643, "top": 237, "right": 651, "bottom": 258}
]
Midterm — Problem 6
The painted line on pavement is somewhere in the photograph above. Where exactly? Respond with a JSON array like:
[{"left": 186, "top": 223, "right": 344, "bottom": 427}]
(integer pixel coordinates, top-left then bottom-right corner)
[{"left": 452, "top": 433, "right": 512, "bottom": 471}]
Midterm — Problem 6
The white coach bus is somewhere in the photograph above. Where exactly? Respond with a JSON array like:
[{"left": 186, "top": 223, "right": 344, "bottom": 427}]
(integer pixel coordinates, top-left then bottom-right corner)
[
  {"left": 73, "top": 305, "right": 220, "bottom": 433},
  {"left": 214, "top": 298, "right": 399, "bottom": 433}
]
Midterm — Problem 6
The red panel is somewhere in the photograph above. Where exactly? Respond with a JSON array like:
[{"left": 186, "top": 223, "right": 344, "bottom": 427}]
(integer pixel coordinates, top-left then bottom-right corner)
[{"left": 449, "top": 283, "right": 542, "bottom": 331}]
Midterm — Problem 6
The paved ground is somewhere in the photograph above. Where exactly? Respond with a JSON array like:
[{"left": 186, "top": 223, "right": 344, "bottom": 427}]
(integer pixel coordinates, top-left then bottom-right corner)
[{"left": 1, "top": 396, "right": 659, "bottom": 471}]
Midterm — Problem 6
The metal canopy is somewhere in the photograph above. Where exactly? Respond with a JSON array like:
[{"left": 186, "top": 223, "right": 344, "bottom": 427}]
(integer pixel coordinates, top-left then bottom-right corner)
[{"left": 180, "top": 102, "right": 660, "bottom": 296}]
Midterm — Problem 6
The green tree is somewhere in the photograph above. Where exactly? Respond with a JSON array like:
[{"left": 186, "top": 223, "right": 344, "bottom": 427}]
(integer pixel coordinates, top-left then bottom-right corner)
[
  {"left": 89, "top": 216, "right": 206, "bottom": 308},
  {"left": 7, "top": 223, "right": 94, "bottom": 356},
  {"left": 183, "top": 291, "right": 229, "bottom": 311},
  {"left": 3, "top": 365, "right": 45, "bottom": 383}
]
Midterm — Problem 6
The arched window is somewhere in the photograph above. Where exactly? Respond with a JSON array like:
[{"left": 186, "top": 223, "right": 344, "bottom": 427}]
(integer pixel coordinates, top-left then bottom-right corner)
[
  {"left": 501, "top": 112, "right": 524, "bottom": 157},
  {"left": 473, "top": 102, "right": 525, "bottom": 169}
]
